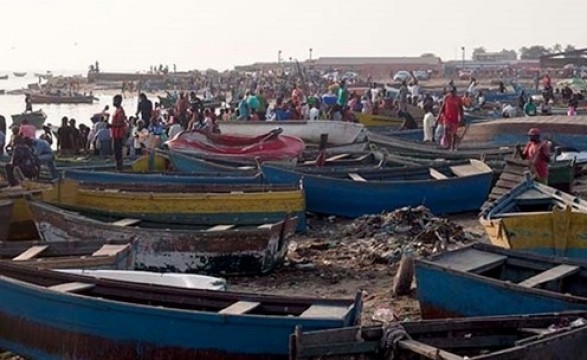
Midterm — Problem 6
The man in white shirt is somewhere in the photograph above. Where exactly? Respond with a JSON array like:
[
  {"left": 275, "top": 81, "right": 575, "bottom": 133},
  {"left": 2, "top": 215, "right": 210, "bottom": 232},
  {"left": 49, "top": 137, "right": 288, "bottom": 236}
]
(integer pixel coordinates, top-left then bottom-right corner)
[
  {"left": 502, "top": 104, "right": 517, "bottom": 118},
  {"left": 467, "top": 78, "right": 478, "bottom": 96},
  {"left": 422, "top": 105, "right": 435, "bottom": 142},
  {"left": 309, "top": 104, "right": 320, "bottom": 120}
]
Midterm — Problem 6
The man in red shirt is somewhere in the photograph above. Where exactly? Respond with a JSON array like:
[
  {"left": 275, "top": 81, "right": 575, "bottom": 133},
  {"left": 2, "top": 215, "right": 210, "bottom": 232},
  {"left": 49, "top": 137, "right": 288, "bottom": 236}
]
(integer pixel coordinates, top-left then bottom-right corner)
[
  {"left": 438, "top": 87, "right": 463, "bottom": 151},
  {"left": 518, "top": 128, "right": 550, "bottom": 183},
  {"left": 110, "top": 95, "right": 127, "bottom": 171}
]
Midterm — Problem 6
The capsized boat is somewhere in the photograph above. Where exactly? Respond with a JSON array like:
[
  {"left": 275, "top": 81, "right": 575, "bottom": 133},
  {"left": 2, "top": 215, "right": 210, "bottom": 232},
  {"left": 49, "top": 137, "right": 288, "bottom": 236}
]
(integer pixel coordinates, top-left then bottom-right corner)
[
  {"left": 218, "top": 120, "right": 366, "bottom": 145},
  {"left": 415, "top": 243, "right": 587, "bottom": 319},
  {"left": 480, "top": 173, "right": 587, "bottom": 258},
  {"left": 31, "top": 178, "right": 307, "bottom": 231},
  {"left": 291, "top": 312, "right": 587, "bottom": 360},
  {"left": 165, "top": 128, "right": 305, "bottom": 162},
  {"left": 10, "top": 109, "right": 47, "bottom": 129},
  {"left": 0, "top": 262, "right": 362, "bottom": 359},
  {"left": 0, "top": 239, "right": 134, "bottom": 270},
  {"left": 57, "top": 269, "right": 227, "bottom": 290},
  {"left": 262, "top": 160, "right": 493, "bottom": 217},
  {"left": 30, "top": 201, "right": 298, "bottom": 275}
]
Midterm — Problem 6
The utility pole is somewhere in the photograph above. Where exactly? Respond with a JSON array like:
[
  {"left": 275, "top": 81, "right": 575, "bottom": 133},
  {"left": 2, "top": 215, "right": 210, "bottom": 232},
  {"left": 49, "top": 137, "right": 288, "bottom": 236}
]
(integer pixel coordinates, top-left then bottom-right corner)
[
  {"left": 309, "top": 48, "right": 313, "bottom": 61},
  {"left": 461, "top": 46, "right": 466, "bottom": 69}
]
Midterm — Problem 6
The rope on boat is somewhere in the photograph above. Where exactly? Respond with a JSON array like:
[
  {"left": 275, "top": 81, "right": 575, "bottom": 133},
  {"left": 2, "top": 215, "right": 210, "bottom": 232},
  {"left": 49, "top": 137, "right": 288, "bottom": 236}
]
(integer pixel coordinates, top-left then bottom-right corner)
[{"left": 380, "top": 323, "right": 410, "bottom": 360}]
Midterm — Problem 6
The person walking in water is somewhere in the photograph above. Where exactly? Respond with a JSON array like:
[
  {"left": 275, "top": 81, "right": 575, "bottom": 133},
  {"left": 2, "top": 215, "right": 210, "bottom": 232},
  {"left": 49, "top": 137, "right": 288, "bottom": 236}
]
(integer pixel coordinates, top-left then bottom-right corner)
[{"left": 110, "top": 95, "right": 128, "bottom": 171}]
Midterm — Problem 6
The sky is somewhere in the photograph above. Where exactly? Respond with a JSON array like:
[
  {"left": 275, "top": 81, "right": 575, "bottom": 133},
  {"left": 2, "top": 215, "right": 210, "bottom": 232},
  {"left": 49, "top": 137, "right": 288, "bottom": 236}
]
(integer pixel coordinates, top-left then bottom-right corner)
[{"left": 1, "top": 0, "right": 585, "bottom": 73}]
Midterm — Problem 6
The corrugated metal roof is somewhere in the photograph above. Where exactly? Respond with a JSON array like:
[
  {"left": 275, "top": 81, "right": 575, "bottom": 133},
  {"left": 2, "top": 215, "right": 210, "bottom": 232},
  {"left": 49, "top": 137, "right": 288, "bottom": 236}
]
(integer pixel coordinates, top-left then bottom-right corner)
[{"left": 314, "top": 57, "right": 441, "bottom": 66}]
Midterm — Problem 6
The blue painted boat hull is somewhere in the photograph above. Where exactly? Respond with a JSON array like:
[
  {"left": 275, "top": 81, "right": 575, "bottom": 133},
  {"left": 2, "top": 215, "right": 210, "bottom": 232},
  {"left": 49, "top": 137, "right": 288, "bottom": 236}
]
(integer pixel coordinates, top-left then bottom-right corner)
[
  {"left": 0, "top": 275, "right": 358, "bottom": 359},
  {"left": 261, "top": 164, "right": 493, "bottom": 217}
]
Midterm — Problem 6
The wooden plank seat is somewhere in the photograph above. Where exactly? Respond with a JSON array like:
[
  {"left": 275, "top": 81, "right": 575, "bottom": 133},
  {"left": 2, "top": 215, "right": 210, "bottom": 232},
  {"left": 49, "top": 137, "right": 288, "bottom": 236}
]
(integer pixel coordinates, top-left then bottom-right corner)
[
  {"left": 110, "top": 218, "right": 141, "bottom": 227},
  {"left": 431, "top": 249, "right": 507, "bottom": 273},
  {"left": 450, "top": 164, "right": 480, "bottom": 177},
  {"left": 207, "top": 225, "right": 236, "bottom": 232},
  {"left": 348, "top": 173, "right": 367, "bottom": 182},
  {"left": 219, "top": 301, "right": 260, "bottom": 315},
  {"left": 299, "top": 304, "right": 350, "bottom": 320},
  {"left": 429, "top": 168, "right": 448, "bottom": 180},
  {"left": 92, "top": 244, "right": 129, "bottom": 257},
  {"left": 518, "top": 265, "right": 580, "bottom": 288},
  {"left": 13, "top": 245, "right": 49, "bottom": 261},
  {"left": 325, "top": 154, "right": 350, "bottom": 162},
  {"left": 49, "top": 282, "right": 96, "bottom": 293}
]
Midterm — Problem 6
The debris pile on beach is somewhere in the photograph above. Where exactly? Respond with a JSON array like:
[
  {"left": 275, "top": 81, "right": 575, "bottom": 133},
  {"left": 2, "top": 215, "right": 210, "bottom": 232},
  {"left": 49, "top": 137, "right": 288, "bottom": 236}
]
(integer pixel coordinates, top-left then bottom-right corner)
[{"left": 287, "top": 206, "right": 479, "bottom": 270}]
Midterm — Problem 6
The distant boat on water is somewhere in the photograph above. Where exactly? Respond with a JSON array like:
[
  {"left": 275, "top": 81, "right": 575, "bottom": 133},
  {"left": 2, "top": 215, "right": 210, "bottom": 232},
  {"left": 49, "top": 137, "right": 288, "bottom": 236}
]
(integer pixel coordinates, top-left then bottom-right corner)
[
  {"left": 0, "top": 75, "right": 8, "bottom": 80},
  {"left": 13, "top": 72, "right": 26, "bottom": 77}
]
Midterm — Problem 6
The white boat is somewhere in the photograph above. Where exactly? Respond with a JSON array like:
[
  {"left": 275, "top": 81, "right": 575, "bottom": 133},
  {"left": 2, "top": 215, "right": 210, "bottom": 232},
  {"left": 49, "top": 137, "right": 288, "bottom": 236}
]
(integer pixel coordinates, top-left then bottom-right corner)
[
  {"left": 56, "top": 269, "right": 227, "bottom": 290},
  {"left": 218, "top": 120, "right": 366, "bottom": 145}
]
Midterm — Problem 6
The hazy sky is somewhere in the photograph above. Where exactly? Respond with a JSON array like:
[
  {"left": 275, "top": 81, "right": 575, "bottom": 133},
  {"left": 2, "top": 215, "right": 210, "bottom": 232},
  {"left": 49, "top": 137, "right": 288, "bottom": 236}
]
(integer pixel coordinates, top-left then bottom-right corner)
[{"left": 1, "top": 0, "right": 585, "bottom": 72}]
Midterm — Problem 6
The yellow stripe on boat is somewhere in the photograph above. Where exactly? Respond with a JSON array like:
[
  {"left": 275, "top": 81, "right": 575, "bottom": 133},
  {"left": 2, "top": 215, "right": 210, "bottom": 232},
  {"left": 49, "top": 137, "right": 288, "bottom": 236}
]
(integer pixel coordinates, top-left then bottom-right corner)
[
  {"left": 354, "top": 113, "right": 404, "bottom": 128},
  {"left": 39, "top": 179, "right": 305, "bottom": 215},
  {"left": 480, "top": 206, "right": 587, "bottom": 258}
]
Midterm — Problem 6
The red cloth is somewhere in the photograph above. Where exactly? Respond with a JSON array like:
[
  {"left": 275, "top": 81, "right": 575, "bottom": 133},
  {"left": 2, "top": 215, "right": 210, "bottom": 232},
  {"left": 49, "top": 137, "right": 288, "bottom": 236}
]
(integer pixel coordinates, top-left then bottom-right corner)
[
  {"left": 19, "top": 124, "right": 36, "bottom": 139},
  {"left": 442, "top": 95, "right": 462, "bottom": 124},
  {"left": 110, "top": 107, "right": 127, "bottom": 139},
  {"left": 523, "top": 141, "right": 550, "bottom": 179}
]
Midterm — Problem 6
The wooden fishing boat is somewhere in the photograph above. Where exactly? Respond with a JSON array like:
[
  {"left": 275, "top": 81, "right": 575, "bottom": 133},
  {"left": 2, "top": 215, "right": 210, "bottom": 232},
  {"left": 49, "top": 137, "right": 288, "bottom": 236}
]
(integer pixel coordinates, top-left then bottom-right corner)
[
  {"left": 0, "top": 200, "right": 14, "bottom": 241},
  {"left": 462, "top": 116, "right": 587, "bottom": 151},
  {"left": 28, "top": 93, "right": 94, "bottom": 104},
  {"left": 291, "top": 312, "right": 587, "bottom": 360},
  {"left": 480, "top": 174, "right": 587, "bottom": 259},
  {"left": 30, "top": 201, "right": 298, "bottom": 275},
  {"left": 165, "top": 149, "right": 261, "bottom": 174},
  {"left": 166, "top": 129, "right": 305, "bottom": 162},
  {"left": 368, "top": 131, "right": 514, "bottom": 161},
  {"left": 415, "top": 243, "right": 587, "bottom": 319},
  {"left": 0, "top": 187, "right": 41, "bottom": 240},
  {"left": 12, "top": 72, "right": 26, "bottom": 77},
  {"left": 58, "top": 269, "right": 227, "bottom": 290},
  {"left": 0, "top": 263, "right": 362, "bottom": 359},
  {"left": 33, "top": 179, "right": 307, "bottom": 231},
  {"left": 354, "top": 113, "right": 404, "bottom": 127},
  {"left": 217, "top": 120, "right": 366, "bottom": 145},
  {"left": 0, "top": 239, "right": 134, "bottom": 270},
  {"left": 10, "top": 109, "right": 47, "bottom": 129},
  {"left": 262, "top": 160, "right": 493, "bottom": 217}
]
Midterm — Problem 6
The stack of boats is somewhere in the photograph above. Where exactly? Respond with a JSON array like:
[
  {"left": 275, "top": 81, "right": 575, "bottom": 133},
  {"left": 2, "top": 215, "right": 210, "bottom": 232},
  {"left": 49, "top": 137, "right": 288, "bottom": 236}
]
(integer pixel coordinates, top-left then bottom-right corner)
[{"left": 2, "top": 115, "right": 587, "bottom": 358}]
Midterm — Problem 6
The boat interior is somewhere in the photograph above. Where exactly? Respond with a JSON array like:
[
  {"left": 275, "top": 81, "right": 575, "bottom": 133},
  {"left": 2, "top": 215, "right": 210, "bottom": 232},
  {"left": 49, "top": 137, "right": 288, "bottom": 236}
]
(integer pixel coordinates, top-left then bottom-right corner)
[
  {"left": 292, "top": 312, "right": 587, "bottom": 359},
  {"left": 0, "top": 262, "right": 358, "bottom": 319},
  {"left": 429, "top": 245, "right": 587, "bottom": 298}
]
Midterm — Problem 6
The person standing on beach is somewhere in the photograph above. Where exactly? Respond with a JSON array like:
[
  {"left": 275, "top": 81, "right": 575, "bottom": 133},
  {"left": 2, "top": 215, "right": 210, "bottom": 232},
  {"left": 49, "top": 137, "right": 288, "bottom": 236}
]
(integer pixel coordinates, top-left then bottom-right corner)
[
  {"left": 438, "top": 87, "right": 463, "bottom": 151},
  {"left": 110, "top": 95, "right": 128, "bottom": 171},
  {"left": 136, "top": 93, "right": 153, "bottom": 124}
]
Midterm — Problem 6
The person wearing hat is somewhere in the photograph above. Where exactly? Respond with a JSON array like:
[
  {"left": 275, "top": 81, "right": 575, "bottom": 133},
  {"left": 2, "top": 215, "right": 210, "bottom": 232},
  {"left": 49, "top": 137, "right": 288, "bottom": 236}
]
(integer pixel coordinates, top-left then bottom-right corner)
[{"left": 517, "top": 128, "right": 550, "bottom": 184}]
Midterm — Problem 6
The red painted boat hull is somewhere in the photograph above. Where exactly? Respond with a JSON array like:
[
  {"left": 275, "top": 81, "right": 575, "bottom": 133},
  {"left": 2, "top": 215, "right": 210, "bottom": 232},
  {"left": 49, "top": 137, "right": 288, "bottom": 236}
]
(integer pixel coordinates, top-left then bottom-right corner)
[{"left": 165, "top": 130, "right": 305, "bottom": 161}]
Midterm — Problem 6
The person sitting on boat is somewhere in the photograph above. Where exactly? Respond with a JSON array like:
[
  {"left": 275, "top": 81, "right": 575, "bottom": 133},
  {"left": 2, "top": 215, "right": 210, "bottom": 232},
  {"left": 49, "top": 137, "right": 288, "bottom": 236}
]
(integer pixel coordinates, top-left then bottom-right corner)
[
  {"left": 5, "top": 134, "right": 40, "bottom": 186},
  {"left": 517, "top": 128, "right": 550, "bottom": 184},
  {"left": 40, "top": 124, "right": 53, "bottom": 146},
  {"left": 18, "top": 119, "right": 36, "bottom": 140},
  {"left": 475, "top": 91, "right": 486, "bottom": 110},
  {"left": 523, "top": 98, "right": 538, "bottom": 117},
  {"left": 501, "top": 104, "right": 517, "bottom": 118},
  {"left": 94, "top": 121, "right": 112, "bottom": 156},
  {"left": 32, "top": 137, "right": 58, "bottom": 180},
  {"left": 540, "top": 101, "right": 552, "bottom": 116},
  {"left": 517, "top": 91, "right": 526, "bottom": 110},
  {"left": 24, "top": 94, "right": 32, "bottom": 112},
  {"left": 568, "top": 95, "right": 579, "bottom": 116}
]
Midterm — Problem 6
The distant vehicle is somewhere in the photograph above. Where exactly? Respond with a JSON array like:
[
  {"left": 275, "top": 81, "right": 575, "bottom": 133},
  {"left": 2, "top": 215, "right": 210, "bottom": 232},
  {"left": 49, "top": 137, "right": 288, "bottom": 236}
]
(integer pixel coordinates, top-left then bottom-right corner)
[
  {"left": 342, "top": 72, "right": 358, "bottom": 81},
  {"left": 393, "top": 71, "right": 412, "bottom": 83},
  {"left": 458, "top": 69, "right": 475, "bottom": 80},
  {"left": 412, "top": 70, "right": 430, "bottom": 81}
]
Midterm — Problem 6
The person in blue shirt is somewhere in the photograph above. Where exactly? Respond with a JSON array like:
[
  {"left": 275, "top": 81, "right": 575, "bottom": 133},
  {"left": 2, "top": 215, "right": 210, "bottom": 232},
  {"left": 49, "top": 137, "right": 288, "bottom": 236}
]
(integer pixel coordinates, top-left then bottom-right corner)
[
  {"left": 32, "top": 138, "right": 58, "bottom": 179},
  {"left": 94, "top": 121, "right": 112, "bottom": 156}
]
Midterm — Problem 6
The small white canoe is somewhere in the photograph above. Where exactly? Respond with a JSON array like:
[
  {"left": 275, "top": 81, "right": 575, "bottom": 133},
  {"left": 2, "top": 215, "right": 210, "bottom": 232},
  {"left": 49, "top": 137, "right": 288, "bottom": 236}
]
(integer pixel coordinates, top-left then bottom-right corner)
[
  {"left": 218, "top": 120, "right": 366, "bottom": 145},
  {"left": 56, "top": 270, "right": 227, "bottom": 290}
]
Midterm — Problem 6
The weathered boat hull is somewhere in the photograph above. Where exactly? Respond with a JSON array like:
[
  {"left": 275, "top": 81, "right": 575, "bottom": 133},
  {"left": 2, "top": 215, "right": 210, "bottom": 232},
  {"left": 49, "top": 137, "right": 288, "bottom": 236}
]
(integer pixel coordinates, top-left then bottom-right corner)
[
  {"left": 28, "top": 93, "right": 94, "bottom": 104},
  {"left": 31, "top": 201, "right": 297, "bottom": 275},
  {"left": 415, "top": 244, "right": 587, "bottom": 319},
  {"left": 0, "top": 263, "right": 361, "bottom": 359},
  {"left": 481, "top": 176, "right": 587, "bottom": 259},
  {"left": 10, "top": 110, "right": 47, "bottom": 129},
  {"left": 218, "top": 120, "right": 366, "bottom": 145},
  {"left": 0, "top": 200, "right": 14, "bottom": 241},
  {"left": 36, "top": 179, "right": 307, "bottom": 231},
  {"left": 0, "top": 239, "right": 135, "bottom": 270},
  {"left": 291, "top": 312, "right": 587, "bottom": 360},
  {"left": 0, "top": 188, "right": 41, "bottom": 240},
  {"left": 262, "top": 160, "right": 493, "bottom": 217}
]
